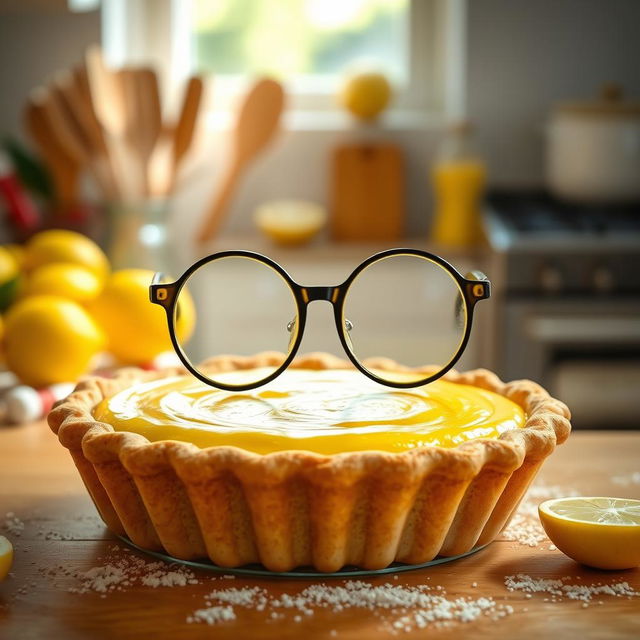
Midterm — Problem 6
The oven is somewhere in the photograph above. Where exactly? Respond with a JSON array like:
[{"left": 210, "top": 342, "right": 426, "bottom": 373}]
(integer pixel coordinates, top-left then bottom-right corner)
[{"left": 482, "top": 191, "right": 640, "bottom": 429}]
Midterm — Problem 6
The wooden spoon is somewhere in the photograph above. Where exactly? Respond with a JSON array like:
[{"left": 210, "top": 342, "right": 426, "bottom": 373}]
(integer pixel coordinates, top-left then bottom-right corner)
[{"left": 195, "top": 78, "right": 284, "bottom": 244}]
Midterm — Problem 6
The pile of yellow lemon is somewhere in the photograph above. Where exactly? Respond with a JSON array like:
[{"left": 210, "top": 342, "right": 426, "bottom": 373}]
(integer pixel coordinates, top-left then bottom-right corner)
[{"left": 0, "top": 230, "right": 194, "bottom": 387}]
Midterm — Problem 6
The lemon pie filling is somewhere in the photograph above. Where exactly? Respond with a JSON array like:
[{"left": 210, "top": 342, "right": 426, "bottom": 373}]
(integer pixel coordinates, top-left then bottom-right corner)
[{"left": 93, "top": 368, "right": 526, "bottom": 455}]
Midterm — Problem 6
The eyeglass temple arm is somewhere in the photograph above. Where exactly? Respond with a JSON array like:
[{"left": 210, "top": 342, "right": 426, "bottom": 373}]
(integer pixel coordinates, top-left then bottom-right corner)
[{"left": 149, "top": 272, "right": 178, "bottom": 307}]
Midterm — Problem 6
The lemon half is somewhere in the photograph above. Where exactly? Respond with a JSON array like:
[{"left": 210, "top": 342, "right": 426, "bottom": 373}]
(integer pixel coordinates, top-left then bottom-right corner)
[
  {"left": 0, "top": 535, "right": 13, "bottom": 581},
  {"left": 539, "top": 496, "right": 640, "bottom": 570},
  {"left": 254, "top": 200, "right": 327, "bottom": 246}
]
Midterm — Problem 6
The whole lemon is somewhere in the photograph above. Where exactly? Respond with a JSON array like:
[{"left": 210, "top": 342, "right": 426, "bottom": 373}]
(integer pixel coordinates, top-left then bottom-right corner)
[
  {"left": 23, "top": 230, "right": 109, "bottom": 282},
  {"left": 23, "top": 263, "right": 103, "bottom": 304},
  {"left": 90, "top": 269, "right": 195, "bottom": 365},
  {"left": 3, "top": 244, "right": 25, "bottom": 269},
  {"left": 4, "top": 295, "right": 105, "bottom": 387},
  {"left": 339, "top": 71, "right": 392, "bottom": 121},
  {"left": 0, "top": 246, "right": 20, "bottom": 311}
]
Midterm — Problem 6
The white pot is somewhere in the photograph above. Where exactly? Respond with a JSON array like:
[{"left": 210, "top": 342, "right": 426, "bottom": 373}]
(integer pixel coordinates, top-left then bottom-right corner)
[{"left": 545, "top": 86, "right": 640, "bottom": 203}]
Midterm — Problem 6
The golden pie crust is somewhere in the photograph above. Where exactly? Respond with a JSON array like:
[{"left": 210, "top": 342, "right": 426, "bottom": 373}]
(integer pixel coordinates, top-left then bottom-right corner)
[{"left": 48, "top": 352, "right": 571, "bottom": 572}]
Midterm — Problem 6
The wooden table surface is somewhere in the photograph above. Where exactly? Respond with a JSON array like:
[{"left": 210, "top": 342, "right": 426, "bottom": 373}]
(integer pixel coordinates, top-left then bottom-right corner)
[{"left": 0, "top": 422, "right": 638, "bottom": 640}]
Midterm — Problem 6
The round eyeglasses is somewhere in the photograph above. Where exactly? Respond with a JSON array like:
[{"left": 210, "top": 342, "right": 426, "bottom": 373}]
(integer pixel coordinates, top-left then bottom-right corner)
[{"left": 149, "top": 248, "right": 490, "bottom": 391}]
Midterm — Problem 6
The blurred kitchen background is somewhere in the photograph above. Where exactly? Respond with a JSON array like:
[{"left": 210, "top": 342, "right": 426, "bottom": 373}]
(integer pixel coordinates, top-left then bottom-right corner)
[{"left": 0, "top": 0, "right": 639, "bottom": 429}]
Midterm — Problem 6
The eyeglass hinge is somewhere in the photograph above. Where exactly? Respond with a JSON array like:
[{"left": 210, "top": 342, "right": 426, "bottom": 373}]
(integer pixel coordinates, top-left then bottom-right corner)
[
  {"left": 150, "top": 283, "right": 176, "bottom": 306},
  {"left": 467, "top": 280, "right": 491, "bottom": 300}
]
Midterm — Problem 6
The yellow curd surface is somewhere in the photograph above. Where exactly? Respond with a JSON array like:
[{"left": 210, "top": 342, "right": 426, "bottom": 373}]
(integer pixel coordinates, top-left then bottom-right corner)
[{"left": 93, "top": 368, "right": 526, "bottom": 455}]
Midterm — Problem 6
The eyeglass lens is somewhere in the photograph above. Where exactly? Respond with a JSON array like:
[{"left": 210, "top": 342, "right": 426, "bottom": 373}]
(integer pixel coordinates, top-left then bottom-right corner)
[
  {"left": 342, "top": 255, "right": 467, "bottom": 384},
  {"left": 175, "top": 256, "right": 298, "bottom": 387}
]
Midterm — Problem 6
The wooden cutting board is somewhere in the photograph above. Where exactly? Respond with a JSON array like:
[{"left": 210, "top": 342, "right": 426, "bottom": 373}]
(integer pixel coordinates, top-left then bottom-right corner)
[{"left": 331, "top": 142, "right": 404, "bottom": 241}]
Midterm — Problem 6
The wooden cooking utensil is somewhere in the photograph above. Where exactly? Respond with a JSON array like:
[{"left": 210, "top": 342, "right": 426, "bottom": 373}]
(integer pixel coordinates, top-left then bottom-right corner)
[
  {"left": 331, "top": 142, "right": 405, "bottom": 241},
  {"left": 196, "top": 77, "right": 284, "bottom": 244},
  {"left": 147, "top": 75, "right": 203, "bottom": 199},
  {"left": 29, "top": 87, "right": 87, "bottom": 168},
  {"left": 146, "top": 126, "right": 174, "bottom": 199},
  {"left": 46, "top": 77, "right": 118, "bottom": 200},
  {"left": 69, "top": 65, "right": 117, "bottom": 170},
  {"left": 85, "top": 46, "right": 125, "bottom": 142},
  {"left": 120, "top": 66, "right": 162, "bottom": 196},
  {"left": 72, "top": 63, "right": 104, "bottom": 134},
  {"left": 136, "top": 68, "right": 163, "bottom": 176},
  {"left": 23, "top": 99, "right": 80, "bottom": 210},
  {"left": 173, "top": 75, "right": 203, "bottom": 168},
  {"left": 85, "top": 46, "right": 141, "bottom": 201}
]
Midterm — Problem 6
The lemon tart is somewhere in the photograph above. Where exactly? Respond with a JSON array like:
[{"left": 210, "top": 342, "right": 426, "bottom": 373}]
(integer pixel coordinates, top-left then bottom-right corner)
[{"left": 49, "top": 352, "right": 571, "bottom": 572}]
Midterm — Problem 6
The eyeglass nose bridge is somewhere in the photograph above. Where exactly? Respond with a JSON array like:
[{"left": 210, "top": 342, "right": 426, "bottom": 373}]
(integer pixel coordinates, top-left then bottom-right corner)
[{"left": 299, "top": 286, "right": 341, "bottom": 305}]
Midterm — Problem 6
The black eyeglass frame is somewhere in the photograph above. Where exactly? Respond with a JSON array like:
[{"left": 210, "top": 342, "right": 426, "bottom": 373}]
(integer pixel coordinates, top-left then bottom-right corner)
[{"left": 149, "top": 248, "right": 490, "bottom": 392}]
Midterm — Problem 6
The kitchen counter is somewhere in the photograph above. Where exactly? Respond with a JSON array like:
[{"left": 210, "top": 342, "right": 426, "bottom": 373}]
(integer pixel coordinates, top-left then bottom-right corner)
[{"left": 0, "top": 423, "right": 638, "bottom": 639}]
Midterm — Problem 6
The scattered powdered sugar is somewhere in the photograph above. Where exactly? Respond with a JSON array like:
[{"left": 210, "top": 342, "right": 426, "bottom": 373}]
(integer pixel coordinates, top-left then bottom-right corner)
[
  {"left": 3, "top": 512, "right": 25, "bottom": 537},
  {"left": 186, "top": 579, "right": 514, "bottom": 631},
  {"left": 392, "top": 597, "right": 513, "bottom": 632},
  {"left": 26, "top": 538, "right": 640, "bottom": 633},
  {"left": 209, "top": 586, "right": 268, "bottom": 608},
  {"left": 2, "top": 511, "right": 104, "bottom": 541},
  {"left": 502, "top": 514, "right": 549, "bottom": 548},
  {"left": 40, "top": 546, "right": 200, "bottom": 594},
  {"left": 611, "top": 471, "right": 640, "bottom": 487},
  {"left": 78, "top": 565, "right": 130, "bottom": 593},
  {"left": 505, "top": 574, "right": 640, "bottom": 604},
  {"left": 502, "top": 483, "right": 579, "bottom": 547},
  {"left": 187, "top": 606, "right": 236, "bottom": 624}
]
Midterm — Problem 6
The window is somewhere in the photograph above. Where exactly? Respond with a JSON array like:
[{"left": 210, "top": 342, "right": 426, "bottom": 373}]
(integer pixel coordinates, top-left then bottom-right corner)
[
  {"left": 193, "top": 0, "right": 409, "bottom": 85},
  {"left": 102, "top": 0, "right": 465, "bottom": 120}
]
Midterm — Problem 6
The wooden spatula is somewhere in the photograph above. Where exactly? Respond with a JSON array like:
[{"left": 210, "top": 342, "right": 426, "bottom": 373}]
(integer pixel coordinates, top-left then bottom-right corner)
[
  {"left": 173, "top": 76, "right": 203, "bottom": 169},
  {"left": 23, "top": 99, "right": 80, "bottom": 210},
  {"left": 48, "top": 76, "right": 119, "bottom": 201},
  {"left": 196, "top": 78, "right": 284, "bottom": 244},
  {"left": 29, "top": 87, "right": 87, "bottom": 168},
  {"left": 137, "top": 68, "right": 163, "bottom": 176},
  {"left": 85, "top": 46, "right": 141, "bottom": 201},
  {"left": 120, "top": 66, "right": 162, "bottom": 196},
  {"left": 147, "top": 75, "right": 203, "bottom": 198}
]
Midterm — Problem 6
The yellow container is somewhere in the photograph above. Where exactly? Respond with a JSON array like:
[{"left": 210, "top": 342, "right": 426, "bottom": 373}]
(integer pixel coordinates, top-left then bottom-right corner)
[{"left": 430, "top": 123, "right": 486, "bottom": 248}]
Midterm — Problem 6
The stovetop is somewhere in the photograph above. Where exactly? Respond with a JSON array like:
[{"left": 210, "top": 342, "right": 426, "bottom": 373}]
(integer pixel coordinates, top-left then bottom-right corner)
[
  {"left": 484, "top": 191, "right": 640, "bottom": 252},
  {"left": 482, "top": 190, "right": 640, "bottom": 294}
]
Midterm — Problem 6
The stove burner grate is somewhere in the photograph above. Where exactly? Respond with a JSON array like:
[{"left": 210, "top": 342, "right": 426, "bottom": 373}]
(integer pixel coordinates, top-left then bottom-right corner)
[{"left": 487, "top": 191, "right": 640, "bottom": 235}]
